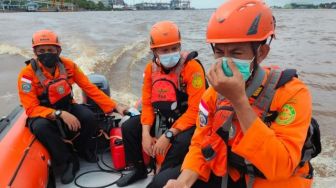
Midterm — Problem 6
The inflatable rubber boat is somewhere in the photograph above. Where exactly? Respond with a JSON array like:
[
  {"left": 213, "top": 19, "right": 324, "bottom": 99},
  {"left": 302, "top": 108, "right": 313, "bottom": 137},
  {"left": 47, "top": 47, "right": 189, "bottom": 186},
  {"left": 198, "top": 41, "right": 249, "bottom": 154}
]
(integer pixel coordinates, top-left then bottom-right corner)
[{"left": 0, "top": 74, "right": 152, "bottom": 188}]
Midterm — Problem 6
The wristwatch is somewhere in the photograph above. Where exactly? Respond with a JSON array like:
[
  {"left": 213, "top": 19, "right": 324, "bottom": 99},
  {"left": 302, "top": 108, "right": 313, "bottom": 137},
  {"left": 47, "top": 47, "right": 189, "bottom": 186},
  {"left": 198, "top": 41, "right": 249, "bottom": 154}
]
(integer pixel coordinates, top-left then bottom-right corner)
[
  {"left": 164, "top": 130, "right": 174, "bottom": 142},
  {"left": 54, "top": 110, "right": 62, "bottom": 118}
]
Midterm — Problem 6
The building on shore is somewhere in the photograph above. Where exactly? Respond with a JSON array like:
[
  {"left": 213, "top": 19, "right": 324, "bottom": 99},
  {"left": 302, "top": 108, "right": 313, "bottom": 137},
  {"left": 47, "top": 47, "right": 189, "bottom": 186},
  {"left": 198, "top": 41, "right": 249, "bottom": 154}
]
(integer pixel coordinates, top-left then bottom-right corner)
[
  {"left": 112, "top": 0, "right": 131, "bottom": 10},
  {"left": 170, "top": 0, "right": 190, "bottom": 10},
  {"left": 95, "top": 0, "right": 135, "bottom": 10},
  {"left": 26, "top": 1, "right": 38, "bottom": 11},
  {"left": 1, "top": 0, "right": 75, "bottom": 11},
  {"left": 135, "top": 2, "right": 170, "bottom": 10},
  {"left": 0, "top": 0, "right": 195, "bottom": 12},
  {"left": 134, "top": 0, "right": 191, "bottom": 10}
]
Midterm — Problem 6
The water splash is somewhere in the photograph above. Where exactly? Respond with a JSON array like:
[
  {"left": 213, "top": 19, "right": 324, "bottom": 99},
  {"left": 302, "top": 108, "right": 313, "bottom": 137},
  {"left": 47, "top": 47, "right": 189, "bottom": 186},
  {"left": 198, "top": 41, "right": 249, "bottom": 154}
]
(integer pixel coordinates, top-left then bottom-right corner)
[
  {"left": 110, "top": 39, "right": 149, "bottom": 67},
  {"left": 0, "top": 44, "right": 31, "bottom": 58},
  {"left": 312, "top": 136, "right": 336, "bottom": 187},
  {"left": 69, "top": 39, "right": 148, "bottom": 105},
  {"left": 110, "top": 90, "right": 139, "bottom": 107}
]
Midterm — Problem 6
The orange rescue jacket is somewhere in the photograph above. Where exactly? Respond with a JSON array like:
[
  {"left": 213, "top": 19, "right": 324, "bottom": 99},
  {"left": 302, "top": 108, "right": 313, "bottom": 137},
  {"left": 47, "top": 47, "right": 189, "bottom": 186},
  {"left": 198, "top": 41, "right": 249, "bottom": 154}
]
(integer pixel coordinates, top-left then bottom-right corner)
[
  {"left": 182, "top": 68, "right": 313, "bottom": 188},
  {"left": 18, "top": 57, "right": 117, "bottom": 118},
  {"left": 141, "top": 55, "right": 206, "bottom": 131}
]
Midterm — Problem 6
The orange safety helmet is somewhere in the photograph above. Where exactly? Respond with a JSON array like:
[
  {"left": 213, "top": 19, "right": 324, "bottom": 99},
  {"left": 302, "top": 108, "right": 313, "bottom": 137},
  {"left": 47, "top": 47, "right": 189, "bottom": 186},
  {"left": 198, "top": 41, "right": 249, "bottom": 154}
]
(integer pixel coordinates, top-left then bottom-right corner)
[
  {"left": 206, "top": 0, "right": 275, "bottom": 44},
  {"left": 150, "top": 21, "right": 181, "bottom": 49},
  {"left": 32, "top": 29, "right": 61, "bottom": 48}
]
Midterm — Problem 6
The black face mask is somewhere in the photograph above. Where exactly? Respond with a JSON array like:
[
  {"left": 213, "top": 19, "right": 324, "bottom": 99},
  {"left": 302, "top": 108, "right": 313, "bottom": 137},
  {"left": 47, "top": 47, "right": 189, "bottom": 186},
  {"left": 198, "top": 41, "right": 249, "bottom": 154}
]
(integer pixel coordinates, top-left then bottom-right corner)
[{"left": 37, "top": 53, "right": 59, "bottom": 68}]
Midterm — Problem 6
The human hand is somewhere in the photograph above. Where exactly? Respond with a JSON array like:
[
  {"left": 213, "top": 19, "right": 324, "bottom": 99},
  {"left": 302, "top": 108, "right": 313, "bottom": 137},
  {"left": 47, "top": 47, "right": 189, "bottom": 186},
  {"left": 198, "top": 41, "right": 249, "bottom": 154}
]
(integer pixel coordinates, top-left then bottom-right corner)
[
  {"left": 142, "top": 132, "right": 156, "bottom": 157},
  {"left": 60, "top": 111, "right": 81, "bottom": 132},
  {"left": 207, "top": 58, "right": 247, "bottom": 105},
  {"left": 153, "top": 134, "right": 170, "bottom": 156},
  {"left": 115, "top": 103, "right": 129, "bottom": 116},
  {"left": 164, "top": 179, "right": 188, "bottom": 188}
]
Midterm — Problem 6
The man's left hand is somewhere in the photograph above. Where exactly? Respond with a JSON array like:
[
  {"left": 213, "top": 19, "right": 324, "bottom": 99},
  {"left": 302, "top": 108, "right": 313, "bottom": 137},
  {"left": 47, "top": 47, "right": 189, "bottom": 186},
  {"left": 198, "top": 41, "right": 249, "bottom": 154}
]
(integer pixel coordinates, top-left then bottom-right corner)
[{"left": 153, "top": 134, "right": 171, "bottom": 156}]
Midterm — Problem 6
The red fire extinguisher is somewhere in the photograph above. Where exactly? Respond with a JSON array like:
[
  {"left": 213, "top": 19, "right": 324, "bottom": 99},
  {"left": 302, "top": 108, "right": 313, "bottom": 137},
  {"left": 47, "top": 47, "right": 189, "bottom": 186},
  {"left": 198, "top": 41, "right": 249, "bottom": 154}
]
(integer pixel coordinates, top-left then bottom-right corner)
[{"left": 110, "top": 127, "right": 151, "bottom": 170}]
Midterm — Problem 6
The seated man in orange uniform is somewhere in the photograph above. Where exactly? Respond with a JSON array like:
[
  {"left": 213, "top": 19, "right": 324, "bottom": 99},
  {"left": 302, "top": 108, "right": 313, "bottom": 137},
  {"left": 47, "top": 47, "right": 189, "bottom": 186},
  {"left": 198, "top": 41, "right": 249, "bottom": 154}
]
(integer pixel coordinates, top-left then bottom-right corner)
[
  {"left": 116, "top": 21, "right": 207, "bottom": 187},
  {"left": 17, "top": 30, "right": 128, "bottom": 184}
]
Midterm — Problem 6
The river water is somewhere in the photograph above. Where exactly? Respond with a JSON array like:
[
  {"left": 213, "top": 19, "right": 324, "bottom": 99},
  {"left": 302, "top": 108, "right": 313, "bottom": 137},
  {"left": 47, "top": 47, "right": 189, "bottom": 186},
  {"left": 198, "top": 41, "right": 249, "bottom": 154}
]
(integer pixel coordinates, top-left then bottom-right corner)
[{"left": 0, "top": 9, "right": 335, "bottom": 187}]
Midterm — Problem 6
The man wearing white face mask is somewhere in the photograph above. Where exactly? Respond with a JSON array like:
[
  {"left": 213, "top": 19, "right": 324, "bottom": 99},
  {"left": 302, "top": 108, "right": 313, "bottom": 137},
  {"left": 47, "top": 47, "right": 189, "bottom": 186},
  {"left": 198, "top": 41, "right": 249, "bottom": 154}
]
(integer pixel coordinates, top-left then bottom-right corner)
[{"left": 116, "top": 21, "right": 208, "bottom": 187}]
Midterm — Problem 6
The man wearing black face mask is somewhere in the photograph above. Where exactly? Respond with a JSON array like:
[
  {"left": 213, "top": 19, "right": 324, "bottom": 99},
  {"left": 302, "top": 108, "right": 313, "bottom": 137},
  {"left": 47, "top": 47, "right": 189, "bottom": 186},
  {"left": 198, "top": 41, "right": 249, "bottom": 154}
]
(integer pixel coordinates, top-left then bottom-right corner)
[
  {"left": 17, "top": 30, "right": 128, "bottom": 184},
  {"left": 37, "top": 52, "right": 60, "bottom": 68}
]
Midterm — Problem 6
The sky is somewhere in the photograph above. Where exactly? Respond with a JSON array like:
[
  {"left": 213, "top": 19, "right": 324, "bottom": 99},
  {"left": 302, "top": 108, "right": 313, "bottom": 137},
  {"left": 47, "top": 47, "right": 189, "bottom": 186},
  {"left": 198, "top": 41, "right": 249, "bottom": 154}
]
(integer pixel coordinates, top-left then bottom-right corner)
[{"left": 124, "top": 0, "right": 336, "bottom": 8}]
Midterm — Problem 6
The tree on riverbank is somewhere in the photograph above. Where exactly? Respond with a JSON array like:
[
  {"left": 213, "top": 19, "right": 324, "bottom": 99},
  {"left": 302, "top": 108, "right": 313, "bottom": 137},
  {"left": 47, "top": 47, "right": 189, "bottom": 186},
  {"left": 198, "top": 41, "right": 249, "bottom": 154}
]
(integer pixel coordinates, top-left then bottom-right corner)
[{"left": 70, "top": 0, "right": 111, "bottom": 10}]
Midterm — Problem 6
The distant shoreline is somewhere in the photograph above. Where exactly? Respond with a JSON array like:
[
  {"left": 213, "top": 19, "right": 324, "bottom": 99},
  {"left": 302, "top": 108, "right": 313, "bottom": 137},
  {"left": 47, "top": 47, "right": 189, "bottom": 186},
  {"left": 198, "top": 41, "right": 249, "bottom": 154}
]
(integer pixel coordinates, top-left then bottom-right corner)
[
  {"left": 1, "top": 7, "right": 335, "bottom": 13},
  {"left": 273, "top": 2, "right": 336, "bottom": 9},
  {"left": 0, "top": 9, "right": 205, "bottom": 13},
  {"left": 272, "top": 8, "right": 336, "bottom": 9}
]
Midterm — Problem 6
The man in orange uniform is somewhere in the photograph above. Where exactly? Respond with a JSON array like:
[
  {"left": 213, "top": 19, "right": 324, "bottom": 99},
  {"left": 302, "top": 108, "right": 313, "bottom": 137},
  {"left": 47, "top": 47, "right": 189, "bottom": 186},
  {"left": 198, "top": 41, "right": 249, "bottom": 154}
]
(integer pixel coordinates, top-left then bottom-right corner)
[
  {"left": 164, "top": 0, "right": 315, "bottom": 188},
  {"left": 116, "top": 21, "right": 207, "bottom": 187},
  {"left": 17, "top": 30, "right": 127, "bottom": 184}
]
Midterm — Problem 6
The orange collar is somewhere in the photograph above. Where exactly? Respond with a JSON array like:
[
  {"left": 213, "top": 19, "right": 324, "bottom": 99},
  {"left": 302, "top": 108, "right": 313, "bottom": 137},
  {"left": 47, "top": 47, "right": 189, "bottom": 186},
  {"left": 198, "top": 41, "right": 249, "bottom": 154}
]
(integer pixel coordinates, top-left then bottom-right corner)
[{"left": 37, "top": 60, "right": 61, "bottom": 79}]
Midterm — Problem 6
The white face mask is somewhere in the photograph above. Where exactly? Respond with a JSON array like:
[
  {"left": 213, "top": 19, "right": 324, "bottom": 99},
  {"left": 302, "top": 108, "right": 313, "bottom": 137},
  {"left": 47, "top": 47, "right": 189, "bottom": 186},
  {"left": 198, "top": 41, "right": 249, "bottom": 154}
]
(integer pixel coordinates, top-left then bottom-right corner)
[{"left": 158, "top": 51, "right": 181, "bottom": 69}]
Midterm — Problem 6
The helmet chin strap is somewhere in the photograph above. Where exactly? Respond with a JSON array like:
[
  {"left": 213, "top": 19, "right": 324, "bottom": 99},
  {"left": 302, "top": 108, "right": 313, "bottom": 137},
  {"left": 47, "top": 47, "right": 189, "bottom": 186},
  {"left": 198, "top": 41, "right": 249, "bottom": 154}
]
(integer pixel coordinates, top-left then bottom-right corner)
[
  {"left": 210, "top": 43, "right": 215, "bottom": 53},
  {"left": 248, "top": 44, "right": 262, "bottom": 83}
]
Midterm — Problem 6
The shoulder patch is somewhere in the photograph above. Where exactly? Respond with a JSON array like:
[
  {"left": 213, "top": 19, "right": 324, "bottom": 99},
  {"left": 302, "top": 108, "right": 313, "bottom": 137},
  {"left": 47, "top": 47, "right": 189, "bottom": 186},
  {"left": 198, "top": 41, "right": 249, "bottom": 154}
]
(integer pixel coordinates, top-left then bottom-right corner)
[
  {"left": 192, "top": 72, "right": 203, "bottom": 89},
  {"left": 21, "top": 75, "right": 33, "bottom": 93},
  {"left": 22, "top": 82, "right": 32, "bottom": 93},
  {"left": 199, "top": 100, "right": 209, "bottom": 127},
  {"left": 21, "top": 76, "right": 32, "bottom": 84},
  {"left": 275, "top": 104, "right": 296, "bottom": 125}
]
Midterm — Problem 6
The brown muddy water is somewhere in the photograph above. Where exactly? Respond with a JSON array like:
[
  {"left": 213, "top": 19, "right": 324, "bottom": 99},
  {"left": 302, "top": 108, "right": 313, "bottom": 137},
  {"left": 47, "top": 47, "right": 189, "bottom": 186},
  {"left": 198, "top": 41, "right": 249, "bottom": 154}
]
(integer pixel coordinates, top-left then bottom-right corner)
[{"left": 0, "top": 9, "right": 335, "bottom": 187}]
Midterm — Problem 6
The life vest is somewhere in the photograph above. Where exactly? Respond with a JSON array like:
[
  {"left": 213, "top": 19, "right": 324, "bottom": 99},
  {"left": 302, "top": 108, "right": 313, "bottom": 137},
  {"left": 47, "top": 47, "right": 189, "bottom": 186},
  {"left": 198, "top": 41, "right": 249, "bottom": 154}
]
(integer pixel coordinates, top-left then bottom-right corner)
[
  {"left": 150, "top": 51, "right": 199, "bottom": 125},
  {"left": 28, "top": 59, "right": 73, "bottom": 110},
  {"left": 203, "top": 67, "right": 321, "bottom": 188}
]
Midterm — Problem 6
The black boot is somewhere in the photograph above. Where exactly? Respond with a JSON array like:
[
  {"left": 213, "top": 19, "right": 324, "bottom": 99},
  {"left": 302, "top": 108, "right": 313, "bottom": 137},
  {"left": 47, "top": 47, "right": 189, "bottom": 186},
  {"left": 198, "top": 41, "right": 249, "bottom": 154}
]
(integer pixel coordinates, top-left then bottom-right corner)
[
  {"left": 61, "top": 156, "right": 80, "bottom": 184},
  {"left": 116, "top": 162, "right": 147, "bottom": 187}
]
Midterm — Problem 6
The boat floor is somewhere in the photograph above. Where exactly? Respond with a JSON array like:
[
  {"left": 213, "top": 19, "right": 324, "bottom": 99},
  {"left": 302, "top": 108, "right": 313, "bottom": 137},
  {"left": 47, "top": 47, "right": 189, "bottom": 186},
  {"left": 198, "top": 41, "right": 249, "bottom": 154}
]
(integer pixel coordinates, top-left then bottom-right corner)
[{"left": 56, "top": 153, "right": 153, "bottom": 188}]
